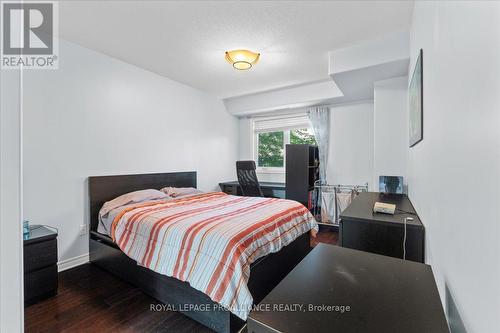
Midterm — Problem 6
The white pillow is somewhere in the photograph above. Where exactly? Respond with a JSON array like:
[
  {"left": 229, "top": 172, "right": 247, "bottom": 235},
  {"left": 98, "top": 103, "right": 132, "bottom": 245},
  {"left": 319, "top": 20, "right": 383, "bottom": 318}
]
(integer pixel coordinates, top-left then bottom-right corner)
[
  {"left": 160, "top": 187, "right": 203, "bottom": 198},
  {"left": 99, "top": 189, "right": 167, "bottom": 217}
]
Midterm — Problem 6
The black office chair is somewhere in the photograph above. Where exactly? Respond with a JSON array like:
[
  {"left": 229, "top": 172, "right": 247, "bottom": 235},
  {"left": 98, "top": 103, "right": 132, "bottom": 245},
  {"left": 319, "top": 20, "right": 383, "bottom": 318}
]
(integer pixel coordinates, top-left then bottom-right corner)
[{"left": 236, "top": 161, "right": 264, "bottom": 197}]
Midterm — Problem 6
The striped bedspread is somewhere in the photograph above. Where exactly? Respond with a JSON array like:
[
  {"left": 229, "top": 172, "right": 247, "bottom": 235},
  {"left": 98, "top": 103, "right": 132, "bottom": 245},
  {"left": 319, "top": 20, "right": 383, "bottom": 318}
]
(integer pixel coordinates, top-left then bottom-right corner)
[{"left": 110, "top": 192, "right": 318, "bottom": 320}]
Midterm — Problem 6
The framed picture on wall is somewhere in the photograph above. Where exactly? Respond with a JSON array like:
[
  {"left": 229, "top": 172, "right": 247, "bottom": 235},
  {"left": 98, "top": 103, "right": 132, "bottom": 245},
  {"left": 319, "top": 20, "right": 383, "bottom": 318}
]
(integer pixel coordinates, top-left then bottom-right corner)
[{"left": 409, "top": 49, "right": 423, "bottom": 147}]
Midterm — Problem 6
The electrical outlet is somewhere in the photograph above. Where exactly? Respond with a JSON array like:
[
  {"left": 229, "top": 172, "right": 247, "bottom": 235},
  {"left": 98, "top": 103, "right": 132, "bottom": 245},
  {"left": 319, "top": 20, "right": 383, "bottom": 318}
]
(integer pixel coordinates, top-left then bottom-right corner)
[{"left": 79, "top": 224, "right": 88, "bottom": 236}]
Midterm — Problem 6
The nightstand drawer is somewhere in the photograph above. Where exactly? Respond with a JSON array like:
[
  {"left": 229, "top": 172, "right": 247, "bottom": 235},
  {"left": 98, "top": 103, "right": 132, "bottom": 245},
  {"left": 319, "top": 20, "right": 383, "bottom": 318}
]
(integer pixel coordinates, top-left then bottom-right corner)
[
  {"left": 24, "top": 264, "right": 58, "bottom": 305},
  {"left": 24, "top": 238, "right": 57, "bottom": 273}
]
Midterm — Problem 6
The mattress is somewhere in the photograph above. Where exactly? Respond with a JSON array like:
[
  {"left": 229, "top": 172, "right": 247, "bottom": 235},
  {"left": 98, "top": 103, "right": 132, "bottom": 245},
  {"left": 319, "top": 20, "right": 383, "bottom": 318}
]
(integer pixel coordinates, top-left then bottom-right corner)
[{"left": 105, "top": 191, "right": 318, "bottom": 319}]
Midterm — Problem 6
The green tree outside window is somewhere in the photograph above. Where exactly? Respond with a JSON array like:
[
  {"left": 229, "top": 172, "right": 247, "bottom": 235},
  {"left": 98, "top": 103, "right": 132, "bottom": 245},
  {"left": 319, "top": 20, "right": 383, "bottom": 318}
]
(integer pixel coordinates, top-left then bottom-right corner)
[
  {"left": 258, "top": 131, "right": 284, "bottom": 167},
  {"left": 290, "top": 128, "right": 316, "bottom": 145},
  {"left": 257, "top": 128, "right": 316, "bottom": 168}
]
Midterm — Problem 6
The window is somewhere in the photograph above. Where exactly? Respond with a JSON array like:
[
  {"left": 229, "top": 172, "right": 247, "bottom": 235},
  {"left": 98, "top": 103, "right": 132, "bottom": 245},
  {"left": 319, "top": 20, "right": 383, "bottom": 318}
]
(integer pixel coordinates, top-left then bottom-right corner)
[
  {"left": 253, "top": 115, "right": 317, "bottom": 170},
  {"left": 257, "top": 131, "right": 284, "bottom": 167},
  {"left": 290, "top": 128, "right": 317, "bottom": 145}
]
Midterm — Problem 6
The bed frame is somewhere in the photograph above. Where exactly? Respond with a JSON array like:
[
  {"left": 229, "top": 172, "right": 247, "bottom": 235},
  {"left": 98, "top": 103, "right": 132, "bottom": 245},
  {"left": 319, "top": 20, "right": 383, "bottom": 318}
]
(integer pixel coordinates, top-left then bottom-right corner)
[{"left": 88, "top": 172, "right": 311, "bottom": 333}]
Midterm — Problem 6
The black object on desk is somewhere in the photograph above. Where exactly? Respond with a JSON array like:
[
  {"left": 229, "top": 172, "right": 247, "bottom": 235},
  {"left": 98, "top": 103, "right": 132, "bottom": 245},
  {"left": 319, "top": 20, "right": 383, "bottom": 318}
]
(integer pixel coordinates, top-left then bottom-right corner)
[
  {"left": 24, "top": 225, "right": 58, "bottom": 306},
  {"left": 219, "top": 181, "right": 285, "bottom": 198},
  {"left": 339, "top": 192, "right": 425, "bottom": 263},
  {"left": 248, "top": 244, "right": 449, "bottom": 333}
]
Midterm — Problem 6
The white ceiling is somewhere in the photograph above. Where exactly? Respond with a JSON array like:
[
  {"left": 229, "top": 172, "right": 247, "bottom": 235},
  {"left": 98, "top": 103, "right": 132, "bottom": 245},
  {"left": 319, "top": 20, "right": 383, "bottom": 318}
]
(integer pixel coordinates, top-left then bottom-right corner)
[{"left": 59, "top": 1, "right": 414, "bottom": 98}]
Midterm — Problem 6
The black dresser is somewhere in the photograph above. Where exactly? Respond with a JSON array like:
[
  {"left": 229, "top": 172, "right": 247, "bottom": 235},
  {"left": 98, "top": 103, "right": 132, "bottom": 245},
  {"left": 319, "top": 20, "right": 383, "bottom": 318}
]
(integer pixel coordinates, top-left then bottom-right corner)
[
  {"left": 24, "top": 226, "right": 58, "bottom": 306},
  {"left": 339, "top": 192, "right": 425, "bottom": 263}
]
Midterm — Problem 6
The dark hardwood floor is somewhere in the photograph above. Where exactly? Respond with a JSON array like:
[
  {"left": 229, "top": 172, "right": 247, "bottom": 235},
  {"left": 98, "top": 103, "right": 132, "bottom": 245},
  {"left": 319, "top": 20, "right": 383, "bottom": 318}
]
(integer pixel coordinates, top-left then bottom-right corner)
[
  {"left": 25, "top": 263, "right": 213, "bottom": 333},
  {"left": 25, "top": 230, "right": 338, "bottom": 333},
  {"left": 311, "top": 227, "right": 339, "bottom": 247}
]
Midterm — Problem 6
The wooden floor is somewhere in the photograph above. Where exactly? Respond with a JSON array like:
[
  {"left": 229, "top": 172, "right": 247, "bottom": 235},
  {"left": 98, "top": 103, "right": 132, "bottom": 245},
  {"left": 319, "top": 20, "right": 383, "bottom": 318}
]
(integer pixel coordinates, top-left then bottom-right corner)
[
  {"left": 311, "top": 227, "right": 338, "bottom": 247},
  {"left": 25, "top": 230, "right": 338, "bottom": 333}
]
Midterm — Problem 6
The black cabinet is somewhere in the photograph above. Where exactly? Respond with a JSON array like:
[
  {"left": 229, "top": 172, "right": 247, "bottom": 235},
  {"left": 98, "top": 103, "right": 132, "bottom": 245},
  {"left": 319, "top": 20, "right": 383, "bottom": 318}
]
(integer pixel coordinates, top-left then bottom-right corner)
[
  {"left": 285, "top": 144, "right": 319, "bottom": 209},
  {"left": 339, "top": 192, "right": 425, "bottom": 263},
  {"left": 24, "top": 226, "right": 58, "bottom": 306}
]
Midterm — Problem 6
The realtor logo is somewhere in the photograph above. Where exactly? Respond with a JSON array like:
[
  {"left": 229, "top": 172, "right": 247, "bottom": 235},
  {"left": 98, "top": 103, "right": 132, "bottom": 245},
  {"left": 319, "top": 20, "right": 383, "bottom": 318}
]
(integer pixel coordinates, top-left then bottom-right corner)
[{"left": 1, "top": 1, "right": 58, "bottom": 69}]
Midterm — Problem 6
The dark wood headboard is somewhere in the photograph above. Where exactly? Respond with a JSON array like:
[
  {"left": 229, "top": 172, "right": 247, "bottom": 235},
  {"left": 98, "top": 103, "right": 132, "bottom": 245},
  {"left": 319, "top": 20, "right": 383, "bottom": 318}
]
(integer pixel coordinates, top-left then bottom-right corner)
[{"left": 88, "top": 171, "right": 197, "bottom": 232}]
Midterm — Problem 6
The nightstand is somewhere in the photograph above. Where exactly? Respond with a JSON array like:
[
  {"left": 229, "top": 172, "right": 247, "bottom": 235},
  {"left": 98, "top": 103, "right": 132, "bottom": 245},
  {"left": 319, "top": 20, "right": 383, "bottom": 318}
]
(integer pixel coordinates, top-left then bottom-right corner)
[{"left": 24, "top": 225, "right": 58, "bottom": 306}]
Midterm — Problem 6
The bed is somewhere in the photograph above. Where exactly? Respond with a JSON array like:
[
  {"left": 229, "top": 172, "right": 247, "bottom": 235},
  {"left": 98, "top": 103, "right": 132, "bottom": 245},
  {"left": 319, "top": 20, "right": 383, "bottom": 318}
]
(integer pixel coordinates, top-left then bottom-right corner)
[{"left": 89, "top": 171, "right": 315, "bottom": 333}]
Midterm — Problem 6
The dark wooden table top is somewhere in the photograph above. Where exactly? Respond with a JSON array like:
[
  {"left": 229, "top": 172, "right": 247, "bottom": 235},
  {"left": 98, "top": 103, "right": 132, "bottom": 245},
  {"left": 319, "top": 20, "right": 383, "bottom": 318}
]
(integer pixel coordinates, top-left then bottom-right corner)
[
  {"left": 248, "top": 244, "right": 449, "bottom": 333},
  {"left": 24, "top": 225, "right": 57, "bottom": 245},
  {"left": 340, "top": 192, "right": 423, "bottom": 227},
  {"left": 219, "top": 181, "right": 286, "bottom": 189}
]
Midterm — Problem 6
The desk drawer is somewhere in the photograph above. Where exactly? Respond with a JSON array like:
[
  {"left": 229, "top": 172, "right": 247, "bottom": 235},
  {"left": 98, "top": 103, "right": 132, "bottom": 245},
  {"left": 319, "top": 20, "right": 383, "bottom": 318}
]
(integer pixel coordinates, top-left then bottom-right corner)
[{"left": 24, "top": 238, "right": 57, "bottom": 272}]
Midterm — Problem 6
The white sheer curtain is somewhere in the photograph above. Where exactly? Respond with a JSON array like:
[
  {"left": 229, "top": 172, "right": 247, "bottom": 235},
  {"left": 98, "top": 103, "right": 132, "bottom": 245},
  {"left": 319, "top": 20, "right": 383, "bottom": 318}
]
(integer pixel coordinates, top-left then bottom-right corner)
[{"left": 308, "top": 106, "right": 330, "bottom": 183}]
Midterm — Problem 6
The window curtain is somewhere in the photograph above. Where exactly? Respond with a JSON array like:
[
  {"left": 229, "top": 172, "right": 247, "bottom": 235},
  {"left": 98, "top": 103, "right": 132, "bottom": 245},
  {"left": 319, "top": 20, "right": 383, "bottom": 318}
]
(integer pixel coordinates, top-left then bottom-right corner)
[{"left": 308, "top": 106, "right": 330, "bottom": 183}]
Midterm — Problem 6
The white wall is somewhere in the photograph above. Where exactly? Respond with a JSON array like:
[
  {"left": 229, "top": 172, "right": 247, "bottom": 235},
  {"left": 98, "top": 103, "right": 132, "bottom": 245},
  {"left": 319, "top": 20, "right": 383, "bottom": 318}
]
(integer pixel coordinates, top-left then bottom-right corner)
[
  {"left": 238, "top": 101, "right": 374, "bottom": 188},
  {"left": 408, "top": 2, "right": 500, "bottom": 332},
  {"left": 239, "top": 117, "right": 253, "bottom": 161},
  {"left": 329, "top": 31, "right": 409, "bottom": 75},
  {"left": 373, "top": 76, "right": 408, "bottom": 190},
  {"left": 22, "top": 40, "right": 239, "bottom": 265},
  {"left": 0, "top": 68, "right": 24, "bottom": 332},
  {"left": 224, "top": 80, "right": 342, "bottom": 116},
  {"left": 329, "top": 31, "right": 410, "bottom": 103},
  {"left": 327, "top": 102, "right": 374, "bottom": 189}
]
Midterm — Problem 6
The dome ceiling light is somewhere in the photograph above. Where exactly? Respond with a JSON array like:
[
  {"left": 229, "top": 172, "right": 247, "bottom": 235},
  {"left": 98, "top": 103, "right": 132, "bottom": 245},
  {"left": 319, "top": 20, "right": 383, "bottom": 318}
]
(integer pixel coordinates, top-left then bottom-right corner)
[{"left": 225, "top": 49, "right": 260, "bottom": 70}]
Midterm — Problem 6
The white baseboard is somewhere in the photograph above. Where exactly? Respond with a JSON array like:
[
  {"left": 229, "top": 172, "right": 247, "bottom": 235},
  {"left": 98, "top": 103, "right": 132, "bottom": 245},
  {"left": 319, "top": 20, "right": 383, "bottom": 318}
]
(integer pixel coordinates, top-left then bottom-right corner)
[{"left": 58, "top": 253, "right": 89, "bottom": 272}]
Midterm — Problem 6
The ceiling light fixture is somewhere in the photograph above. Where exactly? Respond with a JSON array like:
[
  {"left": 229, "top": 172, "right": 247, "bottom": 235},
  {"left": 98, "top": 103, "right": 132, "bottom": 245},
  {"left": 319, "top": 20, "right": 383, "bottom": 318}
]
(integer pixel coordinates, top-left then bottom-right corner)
[{"left": 225, "top": 49, "right": 260, "bottom": 70}]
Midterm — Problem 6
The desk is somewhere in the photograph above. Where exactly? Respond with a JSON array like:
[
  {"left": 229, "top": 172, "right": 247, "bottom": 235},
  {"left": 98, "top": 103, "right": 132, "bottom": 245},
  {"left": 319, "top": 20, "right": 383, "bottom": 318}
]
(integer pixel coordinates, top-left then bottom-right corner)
[
  {"left": 218, "top": 181, "right": 285, "bottom": 198},
  {"left": 339, "top": 192, "right": 425, "bottom": 263},
  {"left": 248, "top": 244, "right": 449, "bottom": 333}
]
